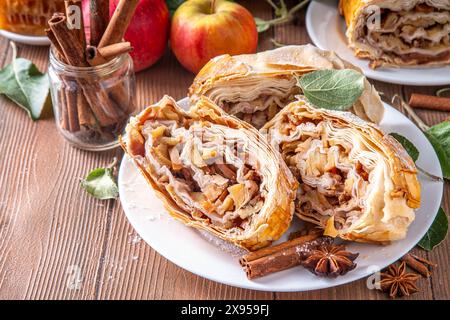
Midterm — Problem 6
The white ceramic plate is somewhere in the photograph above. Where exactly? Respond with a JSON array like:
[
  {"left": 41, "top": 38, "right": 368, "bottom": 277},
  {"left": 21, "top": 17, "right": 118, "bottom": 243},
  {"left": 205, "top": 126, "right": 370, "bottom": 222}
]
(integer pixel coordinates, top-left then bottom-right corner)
[
  {"left": 306, "top": 0, "right": 450, "bottom": 86},
  {"left": 118, "top": 98, "right": 443, "bottom": 292},
  {"left": 0, "top": 30, "right": 50, "bottom": 46}
]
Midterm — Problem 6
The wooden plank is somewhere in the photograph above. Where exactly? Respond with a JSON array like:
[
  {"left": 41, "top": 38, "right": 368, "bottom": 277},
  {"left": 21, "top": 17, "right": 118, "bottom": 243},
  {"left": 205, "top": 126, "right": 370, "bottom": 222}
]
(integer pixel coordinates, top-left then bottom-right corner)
[{"left": 0, "top": 43, "right": 120, "bottom": 299}]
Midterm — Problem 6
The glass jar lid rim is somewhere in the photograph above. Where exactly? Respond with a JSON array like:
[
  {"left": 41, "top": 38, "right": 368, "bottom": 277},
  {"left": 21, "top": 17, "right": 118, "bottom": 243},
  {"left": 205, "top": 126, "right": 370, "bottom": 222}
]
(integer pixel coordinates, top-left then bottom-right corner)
[{"left": 49, "top": 47, "right": 128, "bottom": 74}]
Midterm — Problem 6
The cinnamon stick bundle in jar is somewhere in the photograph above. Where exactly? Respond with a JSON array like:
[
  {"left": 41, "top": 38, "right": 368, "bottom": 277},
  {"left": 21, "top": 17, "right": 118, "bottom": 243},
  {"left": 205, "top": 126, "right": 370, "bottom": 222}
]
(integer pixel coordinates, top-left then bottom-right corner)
[{"left": 47, "top": 0, "right": 137, "bottom": 149}]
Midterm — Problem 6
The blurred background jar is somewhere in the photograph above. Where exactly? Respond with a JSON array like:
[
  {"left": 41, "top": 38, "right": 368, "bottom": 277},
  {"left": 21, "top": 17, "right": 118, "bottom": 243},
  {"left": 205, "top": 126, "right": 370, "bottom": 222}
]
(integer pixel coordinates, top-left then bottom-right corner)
[{"left": 48, "top": 49, "right": 136, "bottom": 151}]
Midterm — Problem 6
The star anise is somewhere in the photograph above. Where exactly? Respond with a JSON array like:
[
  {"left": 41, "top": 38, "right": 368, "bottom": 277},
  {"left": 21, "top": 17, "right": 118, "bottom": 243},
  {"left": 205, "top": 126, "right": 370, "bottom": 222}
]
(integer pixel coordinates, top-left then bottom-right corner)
[
  {"left": 379, "top": 261, "right": 420, "bottom": 298},
  {"left": 300, "top": 244, "right": 359, "bottom": 277}
]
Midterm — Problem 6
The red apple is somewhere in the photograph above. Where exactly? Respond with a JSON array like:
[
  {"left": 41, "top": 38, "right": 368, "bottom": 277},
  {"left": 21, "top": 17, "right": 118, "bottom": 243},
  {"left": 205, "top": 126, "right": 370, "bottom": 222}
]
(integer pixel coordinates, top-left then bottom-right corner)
[
  {"left": 170, "top": 0, "right": 258, "bottom": 73},
  {"left": 82, "top": 0, "right": 170, "bottom": 72}
]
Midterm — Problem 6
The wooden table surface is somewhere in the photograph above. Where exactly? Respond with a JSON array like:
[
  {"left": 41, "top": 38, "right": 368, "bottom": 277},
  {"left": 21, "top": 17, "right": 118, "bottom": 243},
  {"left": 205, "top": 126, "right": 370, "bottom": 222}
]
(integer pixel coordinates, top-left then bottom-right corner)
[{"left": 0, "top": 1, "right": 449, "bottom": 300}]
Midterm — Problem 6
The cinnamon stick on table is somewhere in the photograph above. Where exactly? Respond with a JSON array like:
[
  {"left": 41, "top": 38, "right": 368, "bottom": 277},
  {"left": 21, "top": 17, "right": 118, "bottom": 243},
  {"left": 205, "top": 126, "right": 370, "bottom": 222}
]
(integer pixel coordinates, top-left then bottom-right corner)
[
  {"left": 409, "top": 93, "right": 450, "bottom": 112},
  {"left": 401, "top": 253, "right": 437, "bottom": 278},
  {"left": 239, "top": 233, "right": 328, "bottom": 280},
  {"left": 98, "top": 0, "right": 139, "bottom": 48},
  {"left": 89, "top": 0, "right": 110, "bottom": 46}
]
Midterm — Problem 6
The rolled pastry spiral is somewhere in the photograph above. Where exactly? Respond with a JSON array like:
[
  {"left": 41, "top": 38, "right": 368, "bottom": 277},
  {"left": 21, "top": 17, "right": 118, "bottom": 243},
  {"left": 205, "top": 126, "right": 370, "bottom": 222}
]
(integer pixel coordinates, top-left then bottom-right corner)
[
  {"left": 340, "top": 0, "right": 450, "bottom": 68},
  {"left": 121, "top": 96, "right": 298, "bottom": 251},
  {"left": 262, "top": 96, "right": 421, "bottom": 243},
  {"left": 189, "top": 44, "right": 384, "bottom": 129}
]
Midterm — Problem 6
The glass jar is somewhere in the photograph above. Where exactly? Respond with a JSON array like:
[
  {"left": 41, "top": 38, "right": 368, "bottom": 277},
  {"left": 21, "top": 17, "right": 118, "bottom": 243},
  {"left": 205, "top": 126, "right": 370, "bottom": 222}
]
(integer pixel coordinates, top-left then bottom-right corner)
[{"left": 48, "top": 49, "right": 136, "bottom": 151}]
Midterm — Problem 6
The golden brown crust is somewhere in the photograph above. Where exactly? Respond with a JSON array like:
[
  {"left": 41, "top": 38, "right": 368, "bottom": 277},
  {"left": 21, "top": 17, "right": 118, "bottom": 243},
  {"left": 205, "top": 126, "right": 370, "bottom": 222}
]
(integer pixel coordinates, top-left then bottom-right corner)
[{"left": 121, "top": 96, "right": 298, "bottom": 251}]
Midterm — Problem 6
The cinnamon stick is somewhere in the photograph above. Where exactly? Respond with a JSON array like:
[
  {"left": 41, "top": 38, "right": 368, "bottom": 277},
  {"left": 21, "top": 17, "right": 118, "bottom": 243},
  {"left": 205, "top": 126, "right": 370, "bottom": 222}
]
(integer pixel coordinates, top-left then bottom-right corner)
[
  {"left": 90, "top": 0, "right": 110, "bottom": 46},
  {"left": 48, "top": 13, "right": 88, "bottom": 67},
  {"left": 86, "top": 42, "right": 133, "bottom": 66},
  {"left": 98, "top": 0, "right": 139, "bottom": 48},
  {"left": 48, "top": 13, "right": 123, "bottom": 126},
  {"left": 65, "top": 83, "right": 81, "bottom": 132},
  {"left": 239, "top": 233, "right": 326, "bottom": 280},
  {"left": 77, "top": 91, "right": 97, "bottom": 127},
  {"left": 409, "top": 93, "right": 450, "bottom": 112},
  {"left": 65, "top": 1, "right": 87, "bottom": 49},
  {"left": 59, "top": 89, "right": 70, "bottom": 130},
  {"left": 401, "top": 253, "right": 437, "bottom": 278},
  {"left": 45, "top": 28, "right": 67, "bottom": 64}
]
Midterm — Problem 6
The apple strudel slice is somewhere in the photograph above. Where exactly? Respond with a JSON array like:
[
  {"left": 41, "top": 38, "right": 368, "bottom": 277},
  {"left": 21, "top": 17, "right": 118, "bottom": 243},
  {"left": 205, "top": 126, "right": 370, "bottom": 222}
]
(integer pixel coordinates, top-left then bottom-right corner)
[
  {"left": 340, "top": 0, "right": 450, "bottom": 68},
  {"left": 262, "top": 96, "right": 421, "bottom": 243},
  {"left": 121, "top": 96, "right": 297, "bottom": 251},
  {"left": 189, "top": 45, "right": 384, "bottom": 129}
]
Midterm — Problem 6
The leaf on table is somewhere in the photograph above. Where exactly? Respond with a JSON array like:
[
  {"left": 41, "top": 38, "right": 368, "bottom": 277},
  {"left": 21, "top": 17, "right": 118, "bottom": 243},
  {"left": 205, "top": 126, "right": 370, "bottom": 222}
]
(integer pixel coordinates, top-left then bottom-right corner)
[
  {"left": 418, "top": 207, "right": 448, "bottom": 251},
  {"left": 425, "top": 120, "right": 450, "bottom": 180},
  {"left": 389, "top": 133, "right": 419, "bottom": 162},
  {"left": 81, "top": 167, "right": 119, "bottom": 200},
  {"left": 0, "top": 44, "right": 51, "bottom": 120},
  {"left": 297, "top": 69, "right": 365, "bottom": 111}
]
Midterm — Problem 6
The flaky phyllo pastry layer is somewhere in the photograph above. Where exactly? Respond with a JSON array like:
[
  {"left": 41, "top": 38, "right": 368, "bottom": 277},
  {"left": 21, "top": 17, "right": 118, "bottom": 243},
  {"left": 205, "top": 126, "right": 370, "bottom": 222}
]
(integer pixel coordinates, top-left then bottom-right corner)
[
  {"left": 121, "top": 96, "right": 297, "bottom": 250},
  {"left": 262, "top": 96, "right": 421, "bottom": 243},
  {"left": 189, "top": 45, "right": 384, "bottom": 129},
  {"left": 340, "top": 0, "right": 450, "bottom": 68}
]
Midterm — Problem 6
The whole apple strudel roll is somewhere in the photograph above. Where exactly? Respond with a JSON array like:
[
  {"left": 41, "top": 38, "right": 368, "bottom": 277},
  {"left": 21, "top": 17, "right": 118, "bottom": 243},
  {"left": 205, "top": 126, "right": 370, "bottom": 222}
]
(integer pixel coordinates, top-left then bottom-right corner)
[
  {"left": 262, "top": 96, "right": 421, "bottom": 243},
  {"left": 121, "top": 96, "right": 297, "bottom": 251},
  {"left": 339, "top": 0, "right": 450, "bottom": 68},
  {"left": 189, "top": 45, "right": 384, "bottom": 129}
]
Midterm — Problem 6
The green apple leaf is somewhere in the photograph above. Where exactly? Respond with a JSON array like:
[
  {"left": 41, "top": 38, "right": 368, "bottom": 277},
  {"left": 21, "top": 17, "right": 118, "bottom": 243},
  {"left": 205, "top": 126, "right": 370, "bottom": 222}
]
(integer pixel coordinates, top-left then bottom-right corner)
[
  {"left": 297, "top": 69, "right": 365, "bottom": 111},
  {"left": 425, "top": 120, "right": 450, "bottom": 180},
  {"left": 418, "top": 207, "right": 449, "bottom": 251},
  {"left": 0, "top": 44, "right": 51, "bottom": 120},
  {"left": 166, "top": 0, "right": 185, "bottom": 15},
  {"left": 389, "top": 133, "right": 419, "bottom": 162},
  {"left": 254, "top": 17, "right": 271, "bottom": 33},
  {"left": 81, "top": 167, "right": 118, "bottom": 200}
]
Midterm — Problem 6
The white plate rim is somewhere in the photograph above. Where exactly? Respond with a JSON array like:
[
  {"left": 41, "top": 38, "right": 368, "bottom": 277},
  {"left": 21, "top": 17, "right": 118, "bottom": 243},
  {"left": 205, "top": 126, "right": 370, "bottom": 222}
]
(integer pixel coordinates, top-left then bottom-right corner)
[
  {"left": 305, "top": 0, "right": 450, "bottom": 86},
  {"left": 118, "top": 98, "right": 443, "bottom": 292},
  {"left": 0, "top": 29, "right": 50, "bottom": 46}
]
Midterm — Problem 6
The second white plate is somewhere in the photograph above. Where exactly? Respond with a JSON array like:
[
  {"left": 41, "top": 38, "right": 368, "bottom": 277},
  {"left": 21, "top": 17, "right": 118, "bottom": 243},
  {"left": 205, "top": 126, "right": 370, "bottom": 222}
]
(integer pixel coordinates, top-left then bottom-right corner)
[
  {"left": 118, "top": 98, "right": 443, "bottom": 292},
  {"left": 0, "top": 29, "right": 50, "bottom": 46},
  {"left": 306, "top": 0, "right": 450, "bottom": 86}
]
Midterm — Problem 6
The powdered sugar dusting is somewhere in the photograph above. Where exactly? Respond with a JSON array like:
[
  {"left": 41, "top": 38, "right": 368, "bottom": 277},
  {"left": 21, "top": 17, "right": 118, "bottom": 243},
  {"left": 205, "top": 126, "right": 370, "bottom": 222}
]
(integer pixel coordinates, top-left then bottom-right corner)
[{"left": 197, "top": 230, "right": 247, "bottom": 257}]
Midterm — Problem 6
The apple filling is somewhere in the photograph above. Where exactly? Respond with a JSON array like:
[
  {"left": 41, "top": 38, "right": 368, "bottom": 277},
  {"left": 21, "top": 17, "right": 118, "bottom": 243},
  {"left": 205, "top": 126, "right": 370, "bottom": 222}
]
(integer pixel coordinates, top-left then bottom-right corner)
[
  {"left": 272, "top": 115, "right": 373, "bottom": 231},
  {"left": 135, "top": 111, "right": 267, "bottom": 230},
  {"left": 358, "top": 3, "right": 450, "bottom": 66}
]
